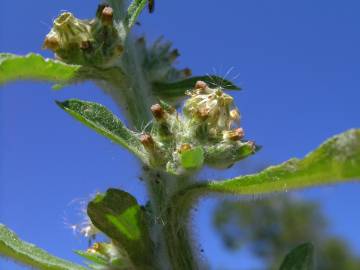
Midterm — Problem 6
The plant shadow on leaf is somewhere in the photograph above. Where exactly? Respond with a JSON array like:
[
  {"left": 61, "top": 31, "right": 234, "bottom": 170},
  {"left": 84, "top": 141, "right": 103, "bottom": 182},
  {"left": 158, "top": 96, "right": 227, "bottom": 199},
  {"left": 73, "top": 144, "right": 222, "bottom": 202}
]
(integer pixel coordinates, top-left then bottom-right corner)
[{"left": 87, "top": 188, "right": 154, "bottom": 270}]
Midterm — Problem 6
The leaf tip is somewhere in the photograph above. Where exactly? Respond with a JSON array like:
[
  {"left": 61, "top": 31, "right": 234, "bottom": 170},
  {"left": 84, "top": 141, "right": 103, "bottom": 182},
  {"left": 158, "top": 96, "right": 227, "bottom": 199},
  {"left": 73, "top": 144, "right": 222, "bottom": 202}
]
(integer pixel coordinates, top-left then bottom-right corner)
[{"left": 55, "top": 100, "right": 65, "bottom": 109}]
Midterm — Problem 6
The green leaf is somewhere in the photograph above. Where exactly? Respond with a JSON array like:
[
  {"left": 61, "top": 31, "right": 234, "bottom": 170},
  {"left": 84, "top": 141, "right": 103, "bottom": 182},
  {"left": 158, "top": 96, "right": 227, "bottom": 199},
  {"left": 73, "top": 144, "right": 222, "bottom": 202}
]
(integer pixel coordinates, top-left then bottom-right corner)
[
  {"left": 0, "top": 224, "right": 86, "bottom": 270},
  {"left": 180, "top": 129, "right": 360, "bottom": 198},
  {"left": 0, "top": 53, "right": 80, "bottom": 85},
  {"left": 87, "top": 189, "right": 153, "bottom": 270},
  {"left": 279, "top": 243, "right": 314, "bottom": 270},
  {"left": 153, "top": 75, "right": 240, "bottom": 99},
  {"left": 75, "top": 250, "right": 108, "bottom": 266},
  {"left": 125, "top": 0, "right": 147, "bottom": 30},
  {"left": 180, "top": 147, "right": 204, "bottom": 169},
  {"left": 56, "top": 99, "right": 146, "bottom": 161}
]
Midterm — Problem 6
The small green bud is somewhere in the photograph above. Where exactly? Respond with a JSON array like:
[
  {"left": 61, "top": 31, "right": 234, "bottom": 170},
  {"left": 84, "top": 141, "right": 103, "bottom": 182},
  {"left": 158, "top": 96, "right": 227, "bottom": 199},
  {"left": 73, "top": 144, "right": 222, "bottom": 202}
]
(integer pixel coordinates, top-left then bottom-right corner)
[
  {"left": 150, "top": 103, "right": 165, "bottom": 120},
  {"left": 223, "top": 128, "right": 244, "bottom": 141},
  {"left": 140, "top": 133, "right": 156, "bottom": 151},
  {"left": 101, "top": 6, "right": 114, "bottom": 25},
  {"left": 150, "top": 103, "right": 174, "bottom": 142},
  {"left": 140, "top": 133, "right": 168, "bottom": 167}
]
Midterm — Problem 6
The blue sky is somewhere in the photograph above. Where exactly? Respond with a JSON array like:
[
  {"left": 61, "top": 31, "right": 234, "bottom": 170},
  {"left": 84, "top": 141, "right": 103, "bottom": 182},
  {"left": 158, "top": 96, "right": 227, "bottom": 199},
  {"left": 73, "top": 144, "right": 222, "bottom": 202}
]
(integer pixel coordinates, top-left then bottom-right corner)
[{"left": 1, "top": 0, "right": 360, "bottom": 269}]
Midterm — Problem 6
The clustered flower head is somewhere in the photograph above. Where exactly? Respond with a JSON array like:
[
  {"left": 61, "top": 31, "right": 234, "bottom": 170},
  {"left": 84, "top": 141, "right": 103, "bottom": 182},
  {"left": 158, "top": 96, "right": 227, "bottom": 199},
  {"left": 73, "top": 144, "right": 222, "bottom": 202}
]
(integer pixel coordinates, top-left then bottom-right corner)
[
  {"left": 43, "top": 5, "right": 123, "bottom": 66},
  {"left": 184, "top": 80, "right": 241, "bottom": 140},
  {"left": 140, "top": 81, "right": 257, "bottom": 175}
]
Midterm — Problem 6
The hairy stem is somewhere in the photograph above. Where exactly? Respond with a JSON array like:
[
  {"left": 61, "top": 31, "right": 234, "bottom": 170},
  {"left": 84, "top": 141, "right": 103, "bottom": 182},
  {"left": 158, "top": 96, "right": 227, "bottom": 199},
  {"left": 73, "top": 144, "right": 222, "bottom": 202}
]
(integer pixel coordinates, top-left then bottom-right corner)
[
  {"left": 95, "top": 37, "right": 155, "bottom": 130},
  {"left": 163, "top": 204, "right": 199, "bottom": 270},
  {"left": 143, "top": 168, "right": 199, "bottom": 270},
  {"left": 99, "top": 2, "right": 199, "bottom": 268}
]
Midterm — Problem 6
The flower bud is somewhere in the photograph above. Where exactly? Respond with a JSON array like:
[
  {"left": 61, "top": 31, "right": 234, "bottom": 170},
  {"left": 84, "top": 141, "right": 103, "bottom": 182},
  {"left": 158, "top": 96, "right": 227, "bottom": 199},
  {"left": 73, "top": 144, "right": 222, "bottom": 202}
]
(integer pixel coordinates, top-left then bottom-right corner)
[
  {"left": 230, "top": 109, "right": 240, "bottom": 122},
  {"left": 101, "top": 6, "right": 113, "bottom": 25},
  {"left": 53, "top": 12, "right": 92, "bottom": 48},
  {"left": 195, "top": 80, "right": 208, "bottom": 91},
  {"left": 184, "top": 85, "right": 238, "bottom": 140},
  {"left": 42, "top": 36, "right": 60, "bottom": 51},
  {"left": 150, "top": 104, "right": 165, "bottom": 120},
  {"left": 223, "top": 128, "right": 244, "bottom": 141},
  {"left": 178, "top": 143, "right": 191, "bottom": 153},
  {"left": 196, "top": 107, "right": 210, "bottom": 120},
  {"left": 140, "top": 133, "right": 155, "bottom": 151},
  {"left": 44, "top": 10, "right": 123, "bottom": 66}
]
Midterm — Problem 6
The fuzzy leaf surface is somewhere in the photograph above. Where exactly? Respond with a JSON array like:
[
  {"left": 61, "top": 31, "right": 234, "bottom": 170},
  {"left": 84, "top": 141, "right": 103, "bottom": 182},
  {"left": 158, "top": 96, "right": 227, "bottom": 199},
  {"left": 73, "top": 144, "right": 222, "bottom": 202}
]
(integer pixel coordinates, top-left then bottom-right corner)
[
  {"left": 87, "top": 189, "right": 153, "bottom": 270},
  {"left": 279, "top": 243, "right": 314, "bottom": 270},
  {"left": 75, "top": 250, "right": 108, "bottom": 266},
  {"left": 0, "top": 53, "right": 80, "bottom": 85},
  {"left": 179, "top": 129, "right": 360, "bottom": 198},
  {"left": 0, "top": 224, "right": 86, "bottom": 270},
  {"left": 153, "top": 75, "right": 240, "bottom": 98},
  {"left": 125, "top": 0, "right": 147, "bottom": 30},
  {"left": 56, "top": 99, "right": 145, "bottom": 161}
]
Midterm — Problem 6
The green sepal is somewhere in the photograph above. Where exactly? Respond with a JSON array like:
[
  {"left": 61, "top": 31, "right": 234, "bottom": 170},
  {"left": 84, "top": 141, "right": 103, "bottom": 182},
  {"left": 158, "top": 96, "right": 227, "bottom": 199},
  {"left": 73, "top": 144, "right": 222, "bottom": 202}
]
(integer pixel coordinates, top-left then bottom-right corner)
[
  {"left": 0, "top": 224, "right": 86, "bottom": 270},
  {"left": 204, "top": 141, "right": 257, "bottom": 169},
  {"left": 56, "top": 99, "right": 146, "bottom": 162},
  {"left": 87, "top": 189, "right": 154, "bottom": 270},
  {"left": 279, "top": 243, "right": 314, "bottom": 270},
  {"left": 153, "top": 75, "right": 240, "bottom": 99},
  {"left": 0, "top": 53, "right": 80, "bottom": 85},
  {"left": 180, "top": 147, "right": 204, "bottom": 170}
]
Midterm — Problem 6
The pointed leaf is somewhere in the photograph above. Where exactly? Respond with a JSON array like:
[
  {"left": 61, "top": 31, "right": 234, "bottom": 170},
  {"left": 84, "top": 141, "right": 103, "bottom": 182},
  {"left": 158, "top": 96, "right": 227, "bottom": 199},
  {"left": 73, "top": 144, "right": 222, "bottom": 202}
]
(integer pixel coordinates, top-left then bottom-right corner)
[
  {"left": 87, "top": 189, "right": 153, "bottom": 270},
  {"left": 56, "top": 99, "right": 146, "bottom": 161},
  {"left": 0, "top": 53, "right": 80, "bottom": 85},
  {"left": 0, "top": 224, "right": 86, "bottom": 270},
  {"left": 179, "top": 129, "right": 360, "bottom": 198},
  {"left": 153, "top": 75, "right": 240, "bottom": 98},
  {"left": 279, "top": 243, "right": 314, "bottom": 270},
  {"left": 125, "top": 0, "right": 147, "bottom": 30}
]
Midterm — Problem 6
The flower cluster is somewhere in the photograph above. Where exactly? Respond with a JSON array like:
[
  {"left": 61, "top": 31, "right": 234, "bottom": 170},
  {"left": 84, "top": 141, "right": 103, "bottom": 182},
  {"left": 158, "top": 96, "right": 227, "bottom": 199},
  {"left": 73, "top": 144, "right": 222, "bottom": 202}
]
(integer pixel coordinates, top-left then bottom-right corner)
[
  {"left": 43, "top": 5, "right": 123, "bottom": 67},
  {"left": 141, "top": 81, "right": 257, "bottom": 175}
]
